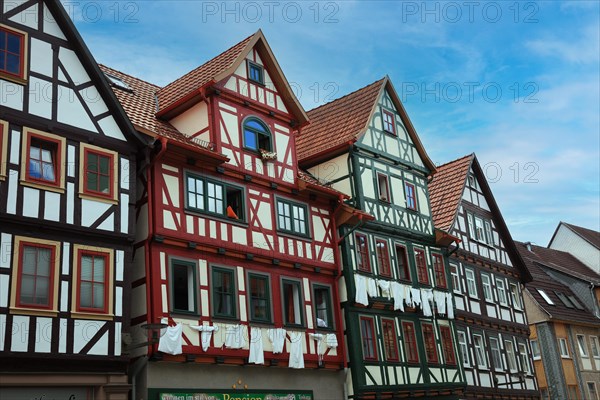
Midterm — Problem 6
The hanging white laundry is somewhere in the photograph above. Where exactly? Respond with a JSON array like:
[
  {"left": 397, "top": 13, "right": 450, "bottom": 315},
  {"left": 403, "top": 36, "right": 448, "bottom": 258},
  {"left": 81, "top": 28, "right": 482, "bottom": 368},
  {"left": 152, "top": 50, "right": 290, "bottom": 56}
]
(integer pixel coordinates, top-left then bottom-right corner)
[
  {"left": 367, "top": 278, "right": 378, "bottom": 298},
  {"left": 158, "top": 323, "right": 183, "bottom": 355},
  {"left": 225, "top": 325, "right": 245, "bottom": 349},
  {"left": 310, "top": 333, "right": 325, "bottom": 364},
  {"left": 189, "top": 325, "right": 219, "bottom": 352},
  {"left": 391, "top": 282, "right": 405, "bottom": 311},
  {"left": 404, "top": 284, "right": 413, "bottom": 307},
  {"left": 355, "top": 274, "right": 369, "bottom": 306},
  {"left": 377, "top": 280, "right": 391, "bottom": 299},
  {"left": 421, "top": 289, "right": 433, "bottom": 317},
  {"left": 446, "top": 292, "right": 455, "bottom": 319},
  {"left": 268, "top": 328, "right": 286, "bottom": 354},
  {"left": 410, "top": 287, "right": 422, "bottom": 308},
  {"left": 288, "top": 332, "right": 305, "bottom": 369},
  {"left": 325, "top": 333, "right": 338, "bottom": 349},
  {"left": 434, "top": 291, "right": 447, "bottom": 315},
  {"left": 248, "top": 327, "right": 264, "bottom": 364}
]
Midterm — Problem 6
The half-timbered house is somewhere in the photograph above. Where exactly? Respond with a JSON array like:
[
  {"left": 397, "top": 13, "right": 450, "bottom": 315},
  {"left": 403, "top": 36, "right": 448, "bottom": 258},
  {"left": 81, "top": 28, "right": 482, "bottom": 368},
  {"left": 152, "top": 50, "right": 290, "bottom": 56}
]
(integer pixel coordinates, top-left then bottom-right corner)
[
  {"left": 296, "top": 77, "right": 466, "bottom": 399},
  {"left": 101, "top": 30, "right": 366, "bottom": 399},
  {"left": 0, "top": 0, "right": 144, "bottom": 399},
  {"left": 428, "top": 154, "right": 539, "bottom": 399}
]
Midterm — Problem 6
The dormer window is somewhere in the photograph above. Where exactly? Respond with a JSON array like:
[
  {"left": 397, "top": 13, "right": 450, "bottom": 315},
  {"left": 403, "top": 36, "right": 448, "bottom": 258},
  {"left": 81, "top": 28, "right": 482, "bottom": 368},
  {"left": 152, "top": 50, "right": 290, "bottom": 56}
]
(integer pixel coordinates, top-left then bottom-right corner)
[
  {"left": 243, "top": 117, "right": 272, "bottom": 152},
  {"left": 104, "top": 72, "right": 131, "bottom": 91},
  {"left": 247, "top": 61, "right": 264, "bottom": 85},
  {"left": 382, "top": 109, "right": 395, "bottom": 135}
]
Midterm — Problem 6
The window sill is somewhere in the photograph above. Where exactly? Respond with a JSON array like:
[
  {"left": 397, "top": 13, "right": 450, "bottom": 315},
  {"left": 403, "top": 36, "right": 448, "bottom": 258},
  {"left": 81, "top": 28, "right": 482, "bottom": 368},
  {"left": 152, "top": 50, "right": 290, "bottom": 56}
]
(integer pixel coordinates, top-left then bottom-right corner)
[
  {"left": 0, "top": 72, "right": 27, "bottom": 85},
  {"left": 382, "top": 130, "right": 396, "bottom": 137},
  {"left": 79, "top": 192, "right": 118, "bottom": 205},
  {"left": 533, "top": 357, "right": 541, "bottom": 361},
  {"left": 184, "top": 208, "right": 248, "bottom": 227},
  {"left": 277, "top": 230, "right": 312, "bottom": 242},
  {"left": 20, "top": 179, "right": 65, "bottom": 194},
  {"left": 71, "top": 311, "right": 114, "bottom": 321},
  {"left": 10, "top": 307, "right": 58, "bottom": 317}
]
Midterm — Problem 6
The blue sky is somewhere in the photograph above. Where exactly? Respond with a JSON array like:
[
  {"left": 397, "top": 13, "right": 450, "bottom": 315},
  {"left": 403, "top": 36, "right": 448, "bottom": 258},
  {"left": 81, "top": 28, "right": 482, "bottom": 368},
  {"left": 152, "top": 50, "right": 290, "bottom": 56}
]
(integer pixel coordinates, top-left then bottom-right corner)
[{"left": 68, "top": 1, "right": 600, "bottom": 246}]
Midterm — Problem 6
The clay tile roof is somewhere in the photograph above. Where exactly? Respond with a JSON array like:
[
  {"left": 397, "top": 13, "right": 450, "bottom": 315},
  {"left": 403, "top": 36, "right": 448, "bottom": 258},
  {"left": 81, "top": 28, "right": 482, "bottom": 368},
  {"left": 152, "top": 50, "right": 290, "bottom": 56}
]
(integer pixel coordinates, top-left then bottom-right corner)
[
  {"left": 428, "top": 154, "right": 474, "bottom": 232},
  {"left": 516, "top": 242, "right": 600, "bottom": 324},
  {"left": 99, "top": 65, "right": 217, "bottom": 152},
  {"left": 563, "top": 222, "right": 600, "bottom": 249},
  {"left": 156, "top": 33, "right": 254, "bottom": 113},
  {"left": 296, "top": 78, "right": 385, "bottom": 162}
]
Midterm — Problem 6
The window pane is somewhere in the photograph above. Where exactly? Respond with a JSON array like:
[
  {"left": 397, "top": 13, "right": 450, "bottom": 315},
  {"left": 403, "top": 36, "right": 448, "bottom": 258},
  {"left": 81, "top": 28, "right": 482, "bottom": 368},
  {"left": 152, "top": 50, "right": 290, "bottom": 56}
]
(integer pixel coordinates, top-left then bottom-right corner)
[
  {"left": 7, "top": 33, "right": 21, "bottom": 53},
  {"left": 36, "top": 277, "right": 49, "bottom": 304},
  {"left": 87, "top": 153, "right": 98, "bottom": 171},
  {"left": 99, "top": 155, "right": 110, "bottom": 174},
  {"left": 173, "top": 263, "right": 191, "bottom": 312},
  {"left": 6, "top": 53, "right": 19, "bottom": 74},
  {"left": 93, "top": 283, "right": 104, "bottom": 308},
  {"left": 20, "top": 275, "right": 35, "bottom": 302},
  {"left": 314, "top": 287, "right": 331, "bottom": 328},
  {"left": 80, "top": 282, "right": 92, "bottom": 307},
  {"left": 94, "top": 257, "right": 105, "bottom": 282},
  {"left": 244, "top": 129, "right": 257, "bottom": 150},
  {"left": 99, "top": 175, "right": 110, "bottom": 193},
  {"left": 81, "top": 256, "right": 93, "bottom": 280}
]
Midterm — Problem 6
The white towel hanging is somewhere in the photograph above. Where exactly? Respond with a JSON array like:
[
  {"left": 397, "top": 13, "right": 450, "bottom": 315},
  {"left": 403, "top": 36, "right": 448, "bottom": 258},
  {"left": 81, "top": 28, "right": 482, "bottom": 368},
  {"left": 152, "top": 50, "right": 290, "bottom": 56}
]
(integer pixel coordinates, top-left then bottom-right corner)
[
  {"left": 158, "top": 323, "right": 183, "bottom": 355},
  {"left": 268, "top": 328, "right": 286, "bottom": 354},
  {"left": 248, "top": 327, "right": 264, "bottom": 364}
]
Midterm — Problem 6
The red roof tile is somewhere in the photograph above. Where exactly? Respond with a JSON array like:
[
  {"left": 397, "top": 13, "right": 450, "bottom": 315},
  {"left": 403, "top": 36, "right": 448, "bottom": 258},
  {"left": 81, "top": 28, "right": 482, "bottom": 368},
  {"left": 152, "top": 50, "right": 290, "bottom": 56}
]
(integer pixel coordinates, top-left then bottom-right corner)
[
  {"left": 296, "top": 78, "right": 385, "bottom": 162},
  {"left": 156, "top": 34, "right": 254, "bottom": 113},
  {"left": 563, "top": 222, "right": 600, "bottom": 249},
  {"left": 428, "top": 154, "right": 473, "bottom": 232}
]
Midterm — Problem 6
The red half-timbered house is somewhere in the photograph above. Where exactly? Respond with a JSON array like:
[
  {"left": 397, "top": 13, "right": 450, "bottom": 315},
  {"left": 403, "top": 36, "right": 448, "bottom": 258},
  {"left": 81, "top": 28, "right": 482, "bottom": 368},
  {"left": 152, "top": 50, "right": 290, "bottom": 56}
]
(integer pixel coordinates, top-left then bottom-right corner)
[{"left": 102, "top": 30, "right": 366, "bottom": 399}]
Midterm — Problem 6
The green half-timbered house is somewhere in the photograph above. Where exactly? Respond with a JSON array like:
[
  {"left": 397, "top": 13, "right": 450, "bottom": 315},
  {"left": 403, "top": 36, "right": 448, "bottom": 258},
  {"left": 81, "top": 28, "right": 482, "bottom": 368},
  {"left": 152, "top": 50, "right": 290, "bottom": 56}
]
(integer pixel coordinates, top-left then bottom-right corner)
[{"left": 297, "top": 77, "right": 466, "bottom": 399}]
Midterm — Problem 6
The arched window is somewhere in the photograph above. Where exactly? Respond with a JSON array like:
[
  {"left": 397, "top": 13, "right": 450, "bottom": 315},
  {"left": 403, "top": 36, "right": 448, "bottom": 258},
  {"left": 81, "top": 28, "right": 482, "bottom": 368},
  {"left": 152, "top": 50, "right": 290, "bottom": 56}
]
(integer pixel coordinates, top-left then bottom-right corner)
[{"left": 243, "top": 118, "right": 272, "bottom": 152}]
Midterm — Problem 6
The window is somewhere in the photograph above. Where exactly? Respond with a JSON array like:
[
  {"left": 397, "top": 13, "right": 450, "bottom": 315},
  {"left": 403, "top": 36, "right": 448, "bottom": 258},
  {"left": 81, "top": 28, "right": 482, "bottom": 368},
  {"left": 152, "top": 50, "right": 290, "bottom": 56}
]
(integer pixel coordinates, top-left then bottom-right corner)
[
  {"left": 466, "top": 212, "right": 492, "bottom": 245},
  {"left": 484, "top": 221, "right": 493, "bottom": 245},
  {"left": 282, "top": 279, "right": 303, "bottom": 327},
  {"left": 248, "top": 273, "right": 271, "bottom": 323},
  {"left": 104, "top": 73, "right": 130, "bottom": 90},
  {"left": 590, "top": 336, "right": 600, "bottom": 358},
  {"left": 382, "top": 109, "right": 395, "bottom": 135},
  {"left": 395, "top": 245, "right": 411, "bottom": 281},
  {"left": 313, "top": 284, "right": 333, "bottom": 330},
  {"left": 466, "top": 213, "right": 476, "bottom": 238},
  {"left": 518, "top": 343, "right": 530, "bottom": 373},
  {"left": 505, "top": 340, "right": 517, "bottom": 371},
  {"left": 474, "top": 216, "right": 486, "bottom": 242},
  {"left": 537, "top": 289, "right": 554, "bottom": 305},
  {"left": 489, "top": 337, "right": 503, "bottom": 370},
  {"left": 432, "top": 254, "right": 446, "bottom": 288},
  {"left": 243, "top": 117, "right": 271, "bottom": 151},
  {"left": 171, "top": 259, "right": 197, "bottom": 314},
  {"left": 0, "top": 25, "right": 27, "bottom": 81},
  {"left": 558, "top": 338, "right": 569, "bottom": 358},
  {"left": 568, "top": 386, "right": 578, "bottom": 400},
  {"left": 496, "top": 278, "right": 507, "bottom": 305},
  {"left": 377, "top": 173, "right": 391, "bottom": 202},
  {"left": 440, "top": 326, "right": 456, "bottom": 365},
  {"left": 421, "top": 322, "right": 438, "bottom": 364},
  {"left": 414, "top": 249, "right": 428, "bottom": 285},
  {"left": 22, "top": 128, "right": 66, "bottom": 191},
  {"left": 588, "top": 382, "right": 599, "bottom": 400},
  {"left": 450, "top": 264, "right": 460, "bottom": 292},
  {"left": 577, "top": 335, "right": 589, "bottom": 357},
  {"left": 465, "top": 268, "right": 478, "bottom": 298},
  {"left": 186, "top": 174, "right": 246, "bottom": 221},
  {"left": 457, "top": 330, "right": 470, "bottom": 367},
  {"left": 277, "top": 199, "right": 309, "bottom": 236},
  {"left": 375, "top": 239, "right": 391, "bottom": 277},
  {"left": 10, "top": 237, "right": 61, "bottom": 315},
  {"left": 212, "top": 267, "right": 236, "bottom": 319},
  {"left": 80, "top": 144, "right": 117, "bottom": 201},
  {"left": 567, "top": 295, "right": 584, "bottom": 310},
  {"left": 402, "top": 321, "right": 419, "bottom": 363},
  {"left": 473, "top": 334, "right": 487, "bottom": 368},
  {"left": 0, "top": 119, "right": 8, "bottom": 180},
  {"left": 481, "top": 273, "right": 493, "bottom": 302},
  {"left": 77, "top": 250, "right": 109, "bottom": 313},
  {"left": 555, "top": 291, "right": 574, "bottom": 308},
  {"left": 247, "top": 61, "right": 264, "bottom": 85},
  {"left": 510, "top": 283, "right": 522, "bottom": 309},
  {"left": 404, "top": 182, "right": 417, "bottom": 211},
  {"left": 531, "top": 339, "right": 541, "bottom": 359},
  {"left": 381, "top": 318, "right": 399, "bottom": 361},
  {"left": 355, "top": 233, "right": 371, "bottom": 272},
  {"left": 360, "top": 316, "right": 377, "bottom": 361}
]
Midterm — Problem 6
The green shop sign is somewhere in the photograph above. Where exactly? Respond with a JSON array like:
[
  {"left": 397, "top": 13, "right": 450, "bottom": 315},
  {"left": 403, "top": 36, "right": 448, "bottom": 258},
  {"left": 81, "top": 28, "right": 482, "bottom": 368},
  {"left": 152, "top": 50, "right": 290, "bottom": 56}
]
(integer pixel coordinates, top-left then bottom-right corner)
[{"left": 159, "top": 392, "right": 313, "bottom": 400}]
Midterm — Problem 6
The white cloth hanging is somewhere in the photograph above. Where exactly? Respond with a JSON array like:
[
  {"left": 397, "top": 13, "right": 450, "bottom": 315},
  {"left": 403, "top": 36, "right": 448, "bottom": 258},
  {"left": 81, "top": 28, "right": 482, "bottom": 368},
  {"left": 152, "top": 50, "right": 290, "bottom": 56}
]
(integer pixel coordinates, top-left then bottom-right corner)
[
  {"left": 411, "top": 287, "right": 422, "bottom": 308},
  {"left": 225, "top": 325, "right": 244, "bottom": 349},
  {"left": 248, "top": 327, "right": 264, "bottom": 364},
  {"left": 421, "top": 289, "right": 433, "bottom": 317},
  {"left": 446, "top": 292, "right": 455, "bottom": 319},
  {"left": 158, "top": 323, "right": 183, "bottom": 355},
  {"left": 367, "top": 278, "right": 378, "bottom": 298},
  {"left": 391, "top": 282, "right": 405, "bottom": 311},
  {"left": 310, "top": 333, "right": 325, "bottom": 358},
  {"left": 355, "top": 274, "right": 369, "bottom": 306},
  {"left": 189, "top": 325, "right": 219, "bottom": 352},
  {"left": 288, "top": 332, "right": 304, "bottom": 369},
  {"left": 325, "top": 333, "right": 338, "bottom": 349},
  {"left": 377, "top": 280, "right": 391, "bottom": 299},
  {"left": 434, "top": 290, "right": 447, "bottom": 315},
  {"left": 268, "top": 328, "right": 286, "bottom": 354}
]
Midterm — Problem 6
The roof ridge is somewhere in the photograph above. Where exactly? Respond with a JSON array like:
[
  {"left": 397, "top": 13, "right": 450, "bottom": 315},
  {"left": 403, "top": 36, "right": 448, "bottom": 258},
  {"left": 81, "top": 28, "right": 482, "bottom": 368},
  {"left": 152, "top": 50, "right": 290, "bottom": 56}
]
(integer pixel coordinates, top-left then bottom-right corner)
[
  {"left": 435, "top": 153, "right": 474, "bottom": 169},
  {"left": 307, "top": 77, "right": 385, "bottom": 113},
  {"left": 99, "top": 64, "right": 162, "bottom": 89},
  {"left": 158, "top": 32, "right": 255, "bottom": 95}
]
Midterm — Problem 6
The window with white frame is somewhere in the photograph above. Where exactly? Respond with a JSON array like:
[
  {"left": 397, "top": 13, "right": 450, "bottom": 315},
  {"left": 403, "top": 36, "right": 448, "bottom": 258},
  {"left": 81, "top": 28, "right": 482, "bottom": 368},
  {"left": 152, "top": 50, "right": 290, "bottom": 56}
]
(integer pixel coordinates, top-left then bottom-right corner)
[
  {"left": 577, "top": 335, "right": 589, "bottom": 358},
  {"left": 466, "top": 211, "right": 493, "bottom": 245},
  {"left": 510, "top": 282, "right": 522, "bottom": 309},
  {"left": 505, "top": 340, "right": 517, "bottom": 371},
  {"left": 558, "top": 338, "right": 569, "bottom": 358},
  {"left": 465, "top": 268, "right": 478, "bottom": 298},
  {"left": 458, "top": 330, "right": 470, "bottom": 367},
  {"left": 518, "top": 342, "right": 530, "bottom": 373},
  {"left": 531, "top": 339, "right": 541, "bottom": 359},
  {"left": 489, "top": 337, "right": 503, "bottom": 371},
  {"left": 496, "top": 278, "right": 507, "bottom": 305},
  {"left": 481, "top": 273, "right": 493, "bottom": 302},
  {"left": 450, "top": 263, "right": 461, "bottom": 293},
  {"left": 537, "top": 289, "right": 555, "bottom": 305},
  {"left": 588, "top": 382, "right": 599, "bottom": 400},
  {"left": 473, "top": 334, "right": 487, "bottom": 368}
]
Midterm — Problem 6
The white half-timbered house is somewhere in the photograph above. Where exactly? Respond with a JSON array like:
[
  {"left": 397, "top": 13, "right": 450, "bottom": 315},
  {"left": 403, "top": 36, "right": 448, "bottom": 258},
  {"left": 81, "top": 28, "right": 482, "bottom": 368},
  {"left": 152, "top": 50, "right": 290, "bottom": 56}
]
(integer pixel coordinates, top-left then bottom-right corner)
[
  {"left": 428, "top": 154, "right": 539, "bottom": 400},
  {"left": 297, "top": 77, "right": 466, "bottom": 399},
  {"left": 0, "top": 1, "right": 144, "bottom": 399}
]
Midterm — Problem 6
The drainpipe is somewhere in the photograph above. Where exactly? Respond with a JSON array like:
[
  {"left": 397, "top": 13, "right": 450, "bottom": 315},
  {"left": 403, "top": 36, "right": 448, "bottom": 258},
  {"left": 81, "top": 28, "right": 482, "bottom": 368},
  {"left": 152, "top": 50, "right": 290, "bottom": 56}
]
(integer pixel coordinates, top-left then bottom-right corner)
[{"left": 129, "top": 356, "right": 148, "bottom": 400}]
